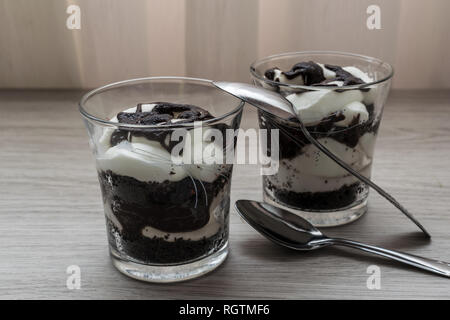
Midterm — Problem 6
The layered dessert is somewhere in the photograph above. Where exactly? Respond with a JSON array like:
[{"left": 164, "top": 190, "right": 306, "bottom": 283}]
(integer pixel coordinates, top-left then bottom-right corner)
[
  {"left": 96, "top": 102, "right": 232, "bottom": 264},
  {"left": 259, "top": 62, "right": 378, "bottom": 210}
]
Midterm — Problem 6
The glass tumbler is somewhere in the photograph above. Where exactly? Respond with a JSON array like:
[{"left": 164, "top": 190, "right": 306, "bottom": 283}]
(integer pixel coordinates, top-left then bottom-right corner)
[
  {"left": 250, "top": 51, "right": 393, "bottom": 226},
  {"left": 79, "top": 77, "right": 243, "bottom": 282}
]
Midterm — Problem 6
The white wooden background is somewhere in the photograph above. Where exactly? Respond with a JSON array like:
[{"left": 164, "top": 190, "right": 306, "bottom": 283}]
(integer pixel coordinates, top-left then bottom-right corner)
[{"left": 1, "top": 0, "right": 450, "bottom": 89}]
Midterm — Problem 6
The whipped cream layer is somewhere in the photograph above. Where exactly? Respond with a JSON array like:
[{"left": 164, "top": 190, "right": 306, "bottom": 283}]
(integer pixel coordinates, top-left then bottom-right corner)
[
  {"left": 97, "top": 104, "right": 230, "bottom": 183},
  {"left": 263, "top": 61, "right": 379, "bottom": 196},
  {"left": 287, "top": 90, "right": 367, "bottom": 126},
  {"left": 97, "top": 136, "right": 229, "bottom": 183},
  {"left": 265, "top": 62, "right": 377, "bottom": 127},
  {"left": 267, "top": 133, "right": 376, "bottom": 193},
  {"left": 98, "top": 103, "right": 230, "bottom": 241}
]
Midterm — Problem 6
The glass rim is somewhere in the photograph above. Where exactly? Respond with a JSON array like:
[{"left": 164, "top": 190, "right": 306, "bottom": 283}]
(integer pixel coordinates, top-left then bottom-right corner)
[
  {"left": 250, "top": 50, "right": 394, "bottom": 90},
  {"left": 79, "top": 76, "right": 245, "bottom": 129}
]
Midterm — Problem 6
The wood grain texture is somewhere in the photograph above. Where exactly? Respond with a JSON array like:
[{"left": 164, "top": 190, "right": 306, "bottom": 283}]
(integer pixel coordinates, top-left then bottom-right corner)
[{"left": 0, "top": 89, "right": 449, "bottom": 299}]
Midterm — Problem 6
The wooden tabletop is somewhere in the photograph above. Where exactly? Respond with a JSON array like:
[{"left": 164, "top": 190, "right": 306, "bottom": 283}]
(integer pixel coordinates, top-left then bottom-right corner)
[{"left": 1, "top": 89, "right": 449, "bottom": 299}]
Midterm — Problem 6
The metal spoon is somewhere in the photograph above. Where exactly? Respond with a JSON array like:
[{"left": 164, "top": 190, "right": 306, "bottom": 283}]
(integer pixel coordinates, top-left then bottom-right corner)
[
  {"left": 235, "top": 200, "right": 449, "bottom": 278},
  {"left": 213, "top": 81, "right": 430, "bottom": 237}
]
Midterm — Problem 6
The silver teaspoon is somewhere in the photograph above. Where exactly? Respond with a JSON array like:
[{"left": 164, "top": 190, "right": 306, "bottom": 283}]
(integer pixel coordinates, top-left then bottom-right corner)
[
  {"left": 213, "top": 81, "right": 430, "bottom": 237},
  {"left": 235, "top": 200, "right": 449, "bottom": 278}
]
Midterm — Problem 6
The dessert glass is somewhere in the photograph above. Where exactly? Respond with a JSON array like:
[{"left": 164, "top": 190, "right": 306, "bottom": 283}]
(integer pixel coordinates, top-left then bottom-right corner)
[
  {"left": 250, "top": 51, "right": 393, "bottom": 226},
  {"left": 79, "top": 77, "right": 243, "bottom": 282}
]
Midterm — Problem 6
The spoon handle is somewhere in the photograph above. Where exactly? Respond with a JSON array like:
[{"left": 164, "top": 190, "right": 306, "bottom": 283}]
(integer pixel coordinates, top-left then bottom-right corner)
[
  {"left": 293, "top": 117, "right": 431, "bottom": 238},
  {"left": 329, "top": 238, "right": 450, "bottom": 278},
  {"left": 213, "top": 81, "right": 430, "bottom": 237}
]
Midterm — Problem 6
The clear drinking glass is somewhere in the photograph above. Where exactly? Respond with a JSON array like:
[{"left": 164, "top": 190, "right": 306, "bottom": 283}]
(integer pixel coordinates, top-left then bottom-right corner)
[
  {"left": 79, "top": 77, "right": 243, "bottom": 282},
  {"left": 250, "top": 51, "right": 393, "bottom": 226}
]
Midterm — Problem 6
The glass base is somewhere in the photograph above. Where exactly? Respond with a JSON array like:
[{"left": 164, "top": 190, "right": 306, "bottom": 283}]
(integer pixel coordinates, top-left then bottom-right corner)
[
  {"left": 110, "top": 242, "right": 228, "bottom": 283},
  {"left": 264, "top": 195, "right": 368, "bottom": 227}
]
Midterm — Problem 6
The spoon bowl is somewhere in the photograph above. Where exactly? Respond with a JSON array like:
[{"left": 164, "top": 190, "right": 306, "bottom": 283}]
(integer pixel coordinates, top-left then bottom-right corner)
[
  {"left": 235, "top": 200, "right": 450, "bottom": 278},
  {"left": 235, "top": 200, "right": 329, "bottom": 250}
]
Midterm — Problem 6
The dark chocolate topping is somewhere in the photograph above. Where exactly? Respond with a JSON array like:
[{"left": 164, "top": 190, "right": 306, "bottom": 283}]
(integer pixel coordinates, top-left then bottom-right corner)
[
  {"left": 264, "top": 61, "right": 367, "bottom": 87},
  {"left": 265, "top": 179, "right": 367, "bottom": 211},
  {"left": 110, "top": 102, "right": 215, "bottom": 153},
  {"left": 259, "top": 104, "right": 377, "bottom": 160},
  {"left": 283, "top": 61, "right": 326, "bottom": 85},
  {"left": 117, "top": 111, "right": 172, "bottom": 125},
  {"left": 264, "top": 68, "right": 277, "bottom": 81},
  {"left": 322, "top": 64, "right": 365, "bottom": 86},
  {"left": 117, "top": 102, "right": 213, "bottom": 126}
]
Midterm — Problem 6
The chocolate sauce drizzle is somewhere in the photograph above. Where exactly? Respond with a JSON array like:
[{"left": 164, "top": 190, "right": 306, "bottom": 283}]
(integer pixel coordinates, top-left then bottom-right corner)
[
  {"left": 116, "top": 102, "right": 213, "bottom": 125},
  {"left": 110, "top": 102, "right": 215, "bottom": 153},
  {"left": 264, "top": 61, "right": 366, "bottom": 87}
]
